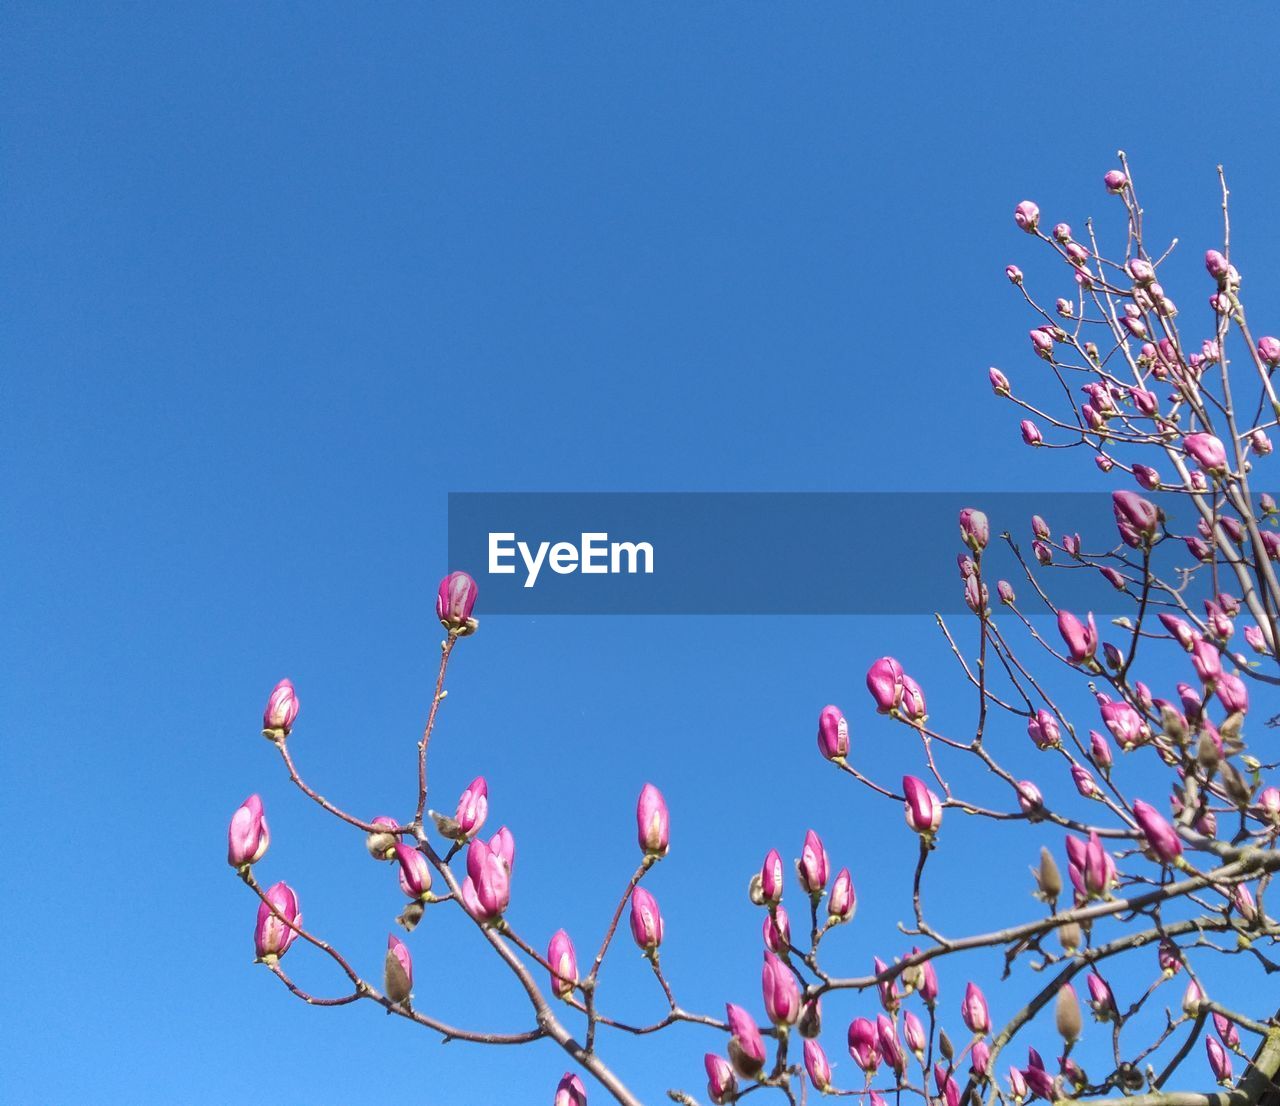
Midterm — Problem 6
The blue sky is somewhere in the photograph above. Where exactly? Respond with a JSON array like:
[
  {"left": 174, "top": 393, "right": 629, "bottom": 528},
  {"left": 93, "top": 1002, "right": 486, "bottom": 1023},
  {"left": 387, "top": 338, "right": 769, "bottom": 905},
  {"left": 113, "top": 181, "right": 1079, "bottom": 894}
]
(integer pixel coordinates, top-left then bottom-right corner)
[{"left": 4, "top": 5, "right": 1280, "bottom": 1104}]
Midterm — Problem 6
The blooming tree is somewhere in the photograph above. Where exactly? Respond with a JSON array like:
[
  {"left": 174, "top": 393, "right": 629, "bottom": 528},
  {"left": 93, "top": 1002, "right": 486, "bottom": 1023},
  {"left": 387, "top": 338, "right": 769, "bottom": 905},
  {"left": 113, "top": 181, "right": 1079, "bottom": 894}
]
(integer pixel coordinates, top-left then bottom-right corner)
[{"left": 228, "top": 156, "right": 1280, "bottom": 1106}]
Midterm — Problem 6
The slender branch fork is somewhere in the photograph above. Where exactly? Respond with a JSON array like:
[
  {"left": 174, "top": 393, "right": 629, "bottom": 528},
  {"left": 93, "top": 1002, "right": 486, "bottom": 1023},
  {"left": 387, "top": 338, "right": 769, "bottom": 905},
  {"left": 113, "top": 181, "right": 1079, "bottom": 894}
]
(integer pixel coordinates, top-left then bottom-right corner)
[{"left": 229, "top": 159, "right": 1280, "bottom": 1105}]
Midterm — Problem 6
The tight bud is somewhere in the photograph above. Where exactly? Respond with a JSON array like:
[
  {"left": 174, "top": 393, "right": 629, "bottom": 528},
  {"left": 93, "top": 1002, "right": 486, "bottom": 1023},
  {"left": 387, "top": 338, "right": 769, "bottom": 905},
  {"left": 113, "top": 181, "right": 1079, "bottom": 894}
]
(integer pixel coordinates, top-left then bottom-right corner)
[
  {"left": 817, "top": 704, "right": 849, "bottom": 761},
  {"left": 762, "top": 950, "right": 801, "bottom": 1026},
  {"left": 727, "top": 1003, "right": 767, "bottom": 1078},
  {"left": 829, "top": 867, "right": 856, "bottom": 922},
  {"left": 365, "top": 816, "right": 400, "bottom": 860},
  {"left": 385, "top": 934, "right": 413, "bottom": 1004},
  {"left": 554, "top": 1073, "right": 588, "bottom": 1106},
  {"left": 228, "top": 794, "right": 270, "bottom": 867},
  {"left": 254, "top": 881, "right": 302, "bottom": 962},
  {"left": 798, "top": 829, "right": 829, "bottom": 895},
  {"left": 962, "top": 981, "right": 990, "bottom": 1035},
  {"left": 705, "top": 1054, "right": 738, "bottom": 1105},
  {"left": 867, "top": 657, "right": 905, "bottom": 713},
  {"left": 636, "top": 783, "right": 670, "bottom": 858},
  {"left": 903, "top": 775, "right": 943, "bottom": 836},
  {"left": 1014, "top": 200, "right": 1040, "bottom": 233},
  {"left": 262, "top": 678, "right": 299, "bottom": 739},
  {"left": 1133, "top": 800, "right": 1183, "bottom": 865},
  {"left": 629, "top": 887, "right": 664, "bottom": 953},
  {"left": 436, "top": 571, "right": 479, "bottom": 633},
  {"left": 548, "top": 929, "right": 578, "bottom": 999},
  {"left": 804, "top": 1038, "right": 832, "bottom": 1093},
  {"left": 394, "top": 843, "right": 434, "bottom": 901}
]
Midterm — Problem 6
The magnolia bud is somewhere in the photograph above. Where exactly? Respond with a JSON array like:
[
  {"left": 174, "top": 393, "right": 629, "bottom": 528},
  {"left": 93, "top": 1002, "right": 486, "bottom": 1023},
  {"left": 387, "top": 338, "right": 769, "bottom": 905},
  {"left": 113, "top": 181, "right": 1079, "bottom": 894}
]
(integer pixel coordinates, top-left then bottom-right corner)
[
  {"left": 761, "top": 950, "right": 800, "bottom": 1026},
  {"left": 804, "top": 1038, "right": 832, "bottom": 1092},
  {"left": 636, "top": 783, "right": 670, "bottom": 858},
  {"left": 1055, "top": 984, "right": 1082, "bottom": 1042},
  {"left": 548, "top": 929, "right": 578, "bottom": 999},
  {"left": 436, "top": 570, "right": 479, "bottom": 633},
  {"left": 254, "top": 881, "right": 301, "bottom": 962},
  {"left": 365, "top": 816, "right": 400, "bottom": 860},
  {"left": 705, "top": 1053, "right": 738, "bottom": 1105},
  {"left": 817, "top": 704, "right": 849, "bottom": 761},
  {"left": 228, "top": 794, "right": 270, "bottom": 867},
  {"left": 629, "top": 887, "right": 664, "bottom": 952},
  {"left": 962, "top": 981, "right": 990, "bottom": 1035},
  {"left": 554, "top": 1073, "right": 588, "bottom": 1106},
  {"left": 1014, "top": 200, "right": 1040, "bottom": 232},
  {"left": 1103, "top": 169, "right": 1128, "bottom": 194},
  {"left": 385, "top": 934, "right": 413, "bottom": 1004},
  {"left": 262, "top": 678, "right": 299, "bottom": 738}
]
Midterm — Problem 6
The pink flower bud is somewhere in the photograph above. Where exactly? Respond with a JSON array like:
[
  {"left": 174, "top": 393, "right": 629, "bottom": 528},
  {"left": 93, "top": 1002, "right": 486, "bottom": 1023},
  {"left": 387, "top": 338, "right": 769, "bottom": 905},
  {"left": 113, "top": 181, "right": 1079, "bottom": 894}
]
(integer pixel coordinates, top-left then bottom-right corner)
[
  {"left": 1216, "top": 671, "right": 1249, "bottom": 715},
  {"left": 464, "top": 838, "right": 510, "bottom": 920},
  {"left": 904, "top": 1010, "right": 927, "bottom": 1057},
  {"left": 554, "top": 1073, "right": 587, "bottom": 1106},
  {"left": 1030, "top": 327, "right": 1055, "bottom": 359},
  {"left": 848, "top": 1016, "right": 880, "bottom": 1072},
  {"left": 1159, "top": 613, "right": 1197, "bottom": 650},
  {"left": 365, "top": 815, "right": 400, "bottom": 860},
  {"left": 705, "top": 1053, "right": 738, "bottom": 1105},
  {"left": 990, "top": 367, "right": 1011, "bottom": 394},
  {"left": 972, "top": 1039, "right": 991, "bottom": 1077},
  {"left": 636, "top": 783, "right": 670, "bottom": 858},
  {"left": 727, "top": 1003, "right": 767, "bottom": 1077},
  {"left": 1257, "top": 786, "right": 1280, "bottom": 824},
  {"left": 962, "top": 981, "right": 990, "bottom": 1035},
  {"left": 1259, "top": 336, "right": 1280, "bottom": 367},
  {"left": 763, "top": 904, "right": 791, "bottom": 954},
  {"left": 1032, "top": 540, "right": 1052, "bottom": 565},
  {"left": 877, "top": 1013, "right": 906, "bottom": 1077},
  {"left": 1014, "top": 200, "right": 1040, "bottom": 232},
  {"left": 1249, "top": 429, "right": 1272, "bottom": 456},
  {"left": 254, "top": 880, "right": 301, "bottom": 961},
  {"left": 762, "top": 951, "right": 800, "bottom": 1026},
  {"left": 1028, "top": 709, "right": 1061, "bottom": 750},
  {"left": 1056, "top": 297, "right": 1073, "bottom": 318},
  {"left": 436, "top": 571, "right": 479, "bottom": 631},
  {"left": 1006, "top": 264, "right": 1023, "bottom": 284},
  {"left": 804, "top": 1038, "right": 832, "bottom": 1093},
  {"left": 798, "top": 829, "right": 829, "bottom": 895},
  {"left": 394, "top": 842, "right": 434, "bottom": 900},
  {"left": 1184, "top": 432, "right": 1229, "bottom": 475},
  {"left": 1128, "top": 258, "right": 1155, "bottom": 283},
  {"left": 919, "top": 950, "right": 939, "bottom": 1006},
  {"left": 262, "top": 678, "right": 299, "bottom": 737},
  {"left": 1182, "top": 979, "right": 1205, "bottom": 1016},
  {"left": 1100, "top": 699, "right": 1147, "bottom": 750},
  {"left": 1021, "top": 420, "right": 1043, "bottom": 446},
  {"left": 903, "top": 775, "right": 942, "bottom": 835},
  {"left": 900, "top": 674, "right": 927, "bottom": 722},
  {"left": 760, "top": 848, "right": 784, "bottom": 904},
  {"left": 385, "top": 933, "right": 413, "bottom": 1004},
  {"left": 829, "top": 867, "right": 856, "bottom": 922},
  {"left": 998, "top": 579, "right": 1016, "bottom": 604},
  {"left": 1159, "top": 939, "right": 1182, "bottom": 975},
  {"left": 936, "top": 1064, "right": 961, "bottom": 1106},
  {"left": 960, "top": 508, "right": 990, "bottom": 552},
  {"left": 1214, "top": 1011, "right": 1240, "bottom": 1049},
  {"left": 548, "top": 929, "right": 578, "bottom": 998},
  {"left": 964, "top": 575, "right": 986, "bottom": 615},
  {"left": 1053, "top": 222, "right": 1072, "bottom": 242},
  {"left": 1016, "top": 780, "right": 1043, "bottom": 816},
  {"left": 1087, "top": 972, "right": 1115, "bottom": 1019},
  {"left": 1008, "top": 1066, "right": 1029, "bottom": 1101},
  {"left": 228, "top": 794, "right": 270, "bottom": 867},
  {"left": 1244, "top": 624, "right": 1271, "bottom": 655},
  {"left": 1071, "top": 763, "right": 1098, "bottom": 799},
  {"left": 1112, "top": 490, "right": 1160, "bottom": 548},
  {"left": 1207, "top": 1036, "right": 1234, "bottom": 1085},
  {"left": 1132, "top": 464, "right": 1160, "bottom": 491},
  {"left": 453, "top": 776, "right": 489, "bottom": 838},
  {"left": 1205, "top": 250, "right": 1230, "bottom": 280},
  {"left": 817, "top": 704, "right": 849, "bottom": 761},
  {"left": 1133, "top": 799, "right": 1183, "bottom": 864},
  {"left": 1089, "top": 730, "right": 1113, "bottom": 770},
  {"left": 1192, "top": 638, "right": 1222, "bottom": 685},
  {"left": 873, "top": 955, "right": 899, "bottom": 1012},
  {"left": 628, "top": 887, "right": 663, "bottom": 952},
  {"left": 1096, "top": 453, "right": 1115, "bottom": 473},
  {"left": 1103, "top": 169, "right": 1128, "bottom": 194},
  {"left": 866, "top": 656, "right": 905, "bottom": 713},
  {"left": 1057, "top": 610, "right": 1098, "bottom": 664}
]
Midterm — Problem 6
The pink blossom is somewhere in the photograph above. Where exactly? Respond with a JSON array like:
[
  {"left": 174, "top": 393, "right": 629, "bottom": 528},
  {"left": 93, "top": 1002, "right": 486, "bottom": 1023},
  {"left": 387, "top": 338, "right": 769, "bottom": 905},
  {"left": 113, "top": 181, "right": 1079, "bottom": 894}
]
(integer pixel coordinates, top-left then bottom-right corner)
[
  {"left": 436, "top": 571, "right": 479, "bottom": 630},
  {"left": 548, "top": 929, "right": 578, "bottom": 998},
  {"left": 761, "top": 951, "right": 800, "bottom": 1026},
  {"left": 866, "top": 657, "right": 905, "bottom": 713},
  {"left": 1014, "top": 200, "right": 1040, "bottom": 232},
  {"left": 903, "top": 775, "right": 943, "bottom": 835},
  {"left": 1057, "top": 609, "right": 1098, "bottom": 664},
  {"left": 227, "top": 794, "right": 270, "bottom": 867},
  {"left": 1133, "top": 800, "right": 1183, "bottom": 865},
  {"left": 262, "top": 678, "right": 299, "bottom": 737},
  {"left": 385, "top": 934, "right": 413, "bottom": 1004},
  {"left": 798, "top": 829, "right": 829, "bottom": 895},
  {"left": 636, "top": 783, "right": 670, "bottom": 858},
  {"left": 628, "top": 887, "right": 664, "bottom": 952},
  {"left": 829, "top": 867, "right": 856, "bottom": 922},
  {"left": 803, "top": 1038, "right": 832, "bottom": 1093},
  {"left": 817, "top": 704, "right": 849, "bottom": 761},
  {"left": 704, "top": 1054, "right": 737, "bottom": 1105},
  {"left": 254, "top": 881, "right": 301, "bottom": 961},
  {"left": 726, "top": 1003, "right": 767, "bottom": 1077}
]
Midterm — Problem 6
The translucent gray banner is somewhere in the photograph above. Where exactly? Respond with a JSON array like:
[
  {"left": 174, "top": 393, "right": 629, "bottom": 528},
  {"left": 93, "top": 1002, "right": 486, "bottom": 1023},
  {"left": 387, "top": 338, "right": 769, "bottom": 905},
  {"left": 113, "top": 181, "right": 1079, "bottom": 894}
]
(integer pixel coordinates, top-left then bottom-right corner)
[{"left": 446, "top": 492, "right": 1252, "bottom": 615}]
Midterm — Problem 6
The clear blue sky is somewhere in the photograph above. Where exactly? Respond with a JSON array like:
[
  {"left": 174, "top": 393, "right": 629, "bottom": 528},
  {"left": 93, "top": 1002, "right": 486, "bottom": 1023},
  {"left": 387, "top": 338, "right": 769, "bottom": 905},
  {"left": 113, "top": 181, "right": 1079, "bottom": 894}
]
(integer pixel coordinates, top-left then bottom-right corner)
[{"left": 4, "top": 5, "right": 1280, "bottom": 1104}]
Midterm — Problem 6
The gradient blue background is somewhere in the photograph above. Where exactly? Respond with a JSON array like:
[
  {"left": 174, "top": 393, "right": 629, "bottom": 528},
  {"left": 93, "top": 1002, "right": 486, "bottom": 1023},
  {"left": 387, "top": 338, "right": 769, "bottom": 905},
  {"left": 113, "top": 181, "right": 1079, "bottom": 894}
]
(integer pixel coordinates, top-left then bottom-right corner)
[{"left": 4, "top": 5, "right": 1279, "bottom": 1104}]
